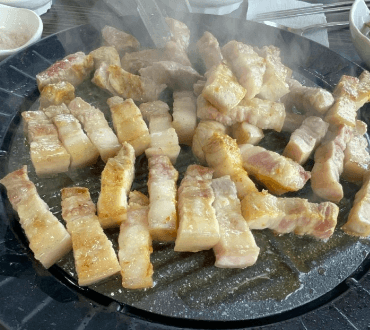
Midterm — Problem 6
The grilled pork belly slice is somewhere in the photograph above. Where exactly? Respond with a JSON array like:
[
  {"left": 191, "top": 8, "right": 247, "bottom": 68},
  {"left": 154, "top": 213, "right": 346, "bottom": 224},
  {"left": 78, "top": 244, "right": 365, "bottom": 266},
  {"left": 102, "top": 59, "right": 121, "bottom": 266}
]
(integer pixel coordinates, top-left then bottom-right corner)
[
  {"left": 239, "top": 144, "right": 311, "bottom": 195},
  {"left": 241, "top": 190, "right": 338, "bottom": 240},
  {"left": 0, "top": 166, "right": 72, "bottom": 268},
  {"left": 91, "top": 62, "right": 118, "bottom": 96},
  {"left": 283, "top": 116, "right": 329, "bottom": 165},
  {"left": 203, "top": 132, "right": 257, "bottom": 199},
  {"left": 175, "top": 165, "right": 220, "bottom": 252},
  {"left": 119, "top": 191, "right": 153, "bottom": 289},
  {"left": 108, "top": 97, "right": 150, "bottom": 156},
  {"left": 165, "top": 17, "right": 190, "bottom": 51},
  {"left": 36, "top": 52, "right": 94, "bottom": 92},
  {"left": 52, "top": 114, "right": 99, "bottom": 168},
  {"left": 222, "top": 40, "right": 266, "bottom": 100},
  {"left": 311, "top": 125, "right": 352, "bottom": 202},
  {"left": 22, "top": 111, "right": 70, "bottom": 176},
  {"left": 139, "top": 100, "right": 170, "bottom": 123},
  {"left": 196, "top": 31, "right": 223, "bottom": 71},
  {"left": 202, "top": 62, "right": 246, "bottom": 114},
  {"left": 342, "top": 172, "right": 370, "bottom": 237},
  {"left": 68, "top": 97, "right": 121, "bottom": 162},
  {"left": 139, "top": 61, "right": 202, "bottom": 91},
  {"left": 172, "top": 91, "right": 197, "bottom": 146},
  {"left": 97, "top": 142, "right": 135, "bottom": 229},
  {"left": 148, "top": 155, "right": 178, "bottom": 241},
  {"left": 101, "top": 25, "right": 140, "bottom": 55},
  {"left": 193, "top": 79, "right": 206, "bottom": 96},
  {"left": 231, "top": 122, "right": 264, "bottom": 145},
  {"left": 357, "top": 70, "right": 370, "bottom": 108},
  {"left": 42, "top": 103, "right": 71, "bottom": 119},
  {"left": 211, "top": 176, "right": 260, "bottom": 268},
  {"left": 283, "top": 78, "right": 335, "bottom": 115},
  {"left": 61, "top": 187, "right": 120, "bottom": 286},
  {"left": 89, "top": 46, "right": 121, "bottom": 70},
  {"left": 39, "top": 81, "right": 75, "bottom": 110}
]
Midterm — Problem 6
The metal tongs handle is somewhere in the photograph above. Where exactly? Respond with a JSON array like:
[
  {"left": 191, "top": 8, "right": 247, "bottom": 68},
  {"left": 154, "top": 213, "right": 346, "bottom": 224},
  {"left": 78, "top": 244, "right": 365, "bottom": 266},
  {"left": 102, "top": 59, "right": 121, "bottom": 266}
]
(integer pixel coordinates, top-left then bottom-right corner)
[{"left": 136, "top": 0, "right": 172, "bottom": 48}]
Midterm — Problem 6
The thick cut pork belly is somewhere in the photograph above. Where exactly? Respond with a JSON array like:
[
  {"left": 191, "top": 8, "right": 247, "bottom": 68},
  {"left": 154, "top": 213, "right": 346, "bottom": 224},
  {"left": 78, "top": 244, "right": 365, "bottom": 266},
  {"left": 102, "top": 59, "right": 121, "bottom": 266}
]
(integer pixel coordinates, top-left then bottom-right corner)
[
  {"left": 39, "top": 81, "right": 75, "bottom": 110},
  {"left": 52, "top": 114, "right": 99, "bottom": 168},
  {"left": 36, "top": 52, "right": 94, "bottom": 92},
  {"left": 90, "top": 46, "right": 121, "bottom": 71},
  {"left": 61, "top": 187, "right": 120, "bottom": 286},
  {"left": 222, "top": 40, "right": 266, "bottom": 100},
  {"left": 101, "top": 25, "right": 140, "bottom": 55},
  {"left": 231, "top": 122, "right": 264, "bottom": 145},
  {"left": 97, "top": 142, "right": 135, "bottom": 229},
  {"left": 357, "top": 70, "right": 370, "bottom": 108},
  {"left": 241, "top": 190, "right": 339, "bottom": 240},
  {"left": 239, "top": 144, "right": 311, "bottom": 195},
  {"left": 118, "top": 191, "right": 153, "bottom": 289},
  {"left": 203, "top": 132, "right": 257, "bottom": 199},
  {"left": 148, "top": 155, "right": 178, "bottom": 242},
  {"left": 42, "top": 103, "right": 71, "bottom": 119},
  {"left": 108, "top": 97, "right": 150, "bottom": 156},
  {"left": 311, "top": 125, "right": 352, "bottom": 202},
  {"left": 68, "top": 97, "right": 121, "bottom": 162},
  {"left": 165, "top": 17, "right": 190, "bottom": 51},
  {"left": 174, "top": 165, "right": 220, "bottom": 252},
  {"left": 342, "top": 172, "right": 370, "bottom": 237},
  {"left": 0, "top": 166, "right": 72, "bottom": 268},
  {"left": 139, "top": 100, "right": 170, "bottom": 123},
  {"left": 196, "top": 31, "right": 223, "bottom": 71},
  {"left": 283, "top": 116, "right": 329, "bottom": 165},
  {"left": 211, "top": 176, "right": 260, "bottom": 268}
]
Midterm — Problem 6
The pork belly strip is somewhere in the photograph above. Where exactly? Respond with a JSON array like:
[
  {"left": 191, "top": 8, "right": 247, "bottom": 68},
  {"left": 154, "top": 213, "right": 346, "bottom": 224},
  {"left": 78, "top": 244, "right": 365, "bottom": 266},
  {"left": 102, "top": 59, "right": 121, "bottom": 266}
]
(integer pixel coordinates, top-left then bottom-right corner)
[
  {"left": 61, "top": 187, "right": 121, "bottom": 286},
  {"left": 203, "top": 132, "right": 257, "bottom": 199},
  {"left": 89, "top": 46, "right": 121, "bottom": 70},
  {"left": 108, "top": 96, "right": 150, "bottom": 156},
  {"left": 68, "top": 97, "right": 121, "bottom": 162},
  {"left": 39, "top": 81, "right": 75, "bottom": 110},
  {"left": 22, "top": 111, "right": 70, "bottom": 176},
  {"left": 119, "top": 191, "right": 153, "bottom": 289},
  {"left": 241, "top": 190, "right": 339, "bottom": 240},
  {"left": 311, "top": 125, "right": 352, "bottom": 203},
  {"left": 283, "top": 116, "right": 329, "bottom": 165},
  {"left": 231, "top": 122, "right": 264, "bottom": 145},
  {"left": 97, "top": 142, "right": 135, "bottom": 229},
  {"left": 102, "top": 25, "right": 140, "bottom": 55},
  {"left": 0, "top": 166, "right": 72, "bottom": 268},
  {"left": 139, "top": 100, "right": 170, "bottom": 124},
  {"left": 342, "top": 172, "right": 370, "bottom": 237},
  {"left": 222, "top": 40, "right": 266, "bottom": 100},
  {"left": 148, "top": 155, "right": 178, "bottom": 242},
  {"left": 211, "top": 176, "right": 260, "bottom": 268},
  {"left": 36, "top": 52, "right": 94, "bottom": 92},
  {"left": 196, "top": 31, "right": 223, "bottom": 71},
  {"left": 239, "top": 144, "right": 311, "bottom": 195},
  {"left": 174, "top": 165, "right": 220, "bottom": 252}
]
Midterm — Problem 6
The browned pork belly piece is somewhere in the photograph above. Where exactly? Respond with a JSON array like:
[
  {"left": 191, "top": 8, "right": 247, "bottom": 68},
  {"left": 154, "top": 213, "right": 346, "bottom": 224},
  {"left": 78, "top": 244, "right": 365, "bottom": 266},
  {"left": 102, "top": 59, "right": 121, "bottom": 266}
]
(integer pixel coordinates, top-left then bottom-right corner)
[
  {"left": 89, "top": 46, "right": 121, "bottom": 69},
  {"left": 283, "top": 116, "right": 329, "bottom": 165},
  {"left": 139, "top": 100, "right": 170, "bottom": 123},
  {"left": 241, "top": 190, "right": 339, "bottom": 240},
  {"left": 68, "top": 97, "right": 121, "bottom": 162},
  {"left": 175, "top": 165, "right": 220, "bottom": 252},
  {"left": 357, "top": 70, "right": 370, "bottom": 108},
  {"left": 283, "top": 78, "right": 335, "bottom": 116},
  {"left": 342, "top": 172, "right": 370, "bottom": 237},
  {"left": 165, "top": 17, "right": 190, "bottom": 51},
  {"left": 61, "top": 187, "right": 120, "bottom": 286},
  {"left": 42, "top": 103, "right": 71, "bottom": 119},
  {"left": 281, "top": 111, "right": 306, "bottom": 133},
  {"left": 36, "top": 52, "right": 94, "bottom": 92},
  {"left": 52, "top": 113, "right": 100, "bottom": 168},
  {"left": 203, "top": 132, "right": 258, "bottom": 199},
  {"left": 231, "top": 122, "right": 264, "bottom": 145},
  {"left": 342, "top": 120, "right": 370, "bottom": 183},
  {"left": 254, "top": 45, "right": 290, "bottom": 101},
  {"left": 101, "top": 25, "right": 140, "bottom": 55},
  {"left": 222, "top": 40, "right": 266, "bottom": 100},
  {"left": 97, "top": 142, "right": 135, "bottom": 229},
  {"left": 0, "top": 166, "right": 72, "bottom": 268},
  {"left": 211, "top": 176, "right": 260, "bottom": 268},
  {"left": 193, "top": 79, "right": 206, "bottom": 96},
  {"left": 119, "top": 191, "right": 153, "bottom": 289},
  {"left": 39, "top": 81, "right": 75, "bottom": 110},
  {"left": 139, "top": 61, "right": 202, "bottom": 91},
  {"left": 93, "top": 64, "right": 166, "bottom": 102},
  {"left": 148, "top": 155, "right": 178, "bottom": 242},
  {"left": 202, "top": 62, "right": 246, "bottom": 114},
  {"left": 197, "top": 94, "right": 236, "bottom": 126},
  {"left": 196, "top": 31, "right": 223, "bottom": 71},
  {"left": 172, "top": 91, "right": 197, "bottom": 145},
  {"left": 239, "top": 144, "right": 311, "bottom": 195},
  {"left": 192, "top": 120, "right": 228, "bottom": 164},
  {"left": 22, "top": 111, "right": 70, "bottom": 176},
  {"left": 311, "top": 124, "right": 352, "bottom": 203},
  {"left": 108, "top": 96, "right": 150, "bottom": 156}
]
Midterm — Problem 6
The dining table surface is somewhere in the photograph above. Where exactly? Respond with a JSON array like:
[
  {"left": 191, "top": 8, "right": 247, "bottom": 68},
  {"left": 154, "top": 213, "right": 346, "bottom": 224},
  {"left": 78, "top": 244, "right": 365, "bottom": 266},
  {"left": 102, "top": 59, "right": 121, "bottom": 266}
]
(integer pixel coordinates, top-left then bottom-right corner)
[{"left": 0, "top": 0, "right": 370, "bottom": 330}]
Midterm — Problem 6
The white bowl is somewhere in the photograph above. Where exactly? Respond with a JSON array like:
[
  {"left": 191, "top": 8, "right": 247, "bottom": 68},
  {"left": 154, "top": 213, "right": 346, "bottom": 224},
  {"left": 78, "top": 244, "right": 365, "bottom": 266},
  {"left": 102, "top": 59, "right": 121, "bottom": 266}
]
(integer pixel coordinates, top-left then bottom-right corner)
[
  {"left": 350, "top": 0, "right": 370, "bottom": 68},
  {"left": 0, "top": 5, "right": 43, "bottom": 61},
  {"left": 0, "top": 0, "right": 52, "bottom": 15}
]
